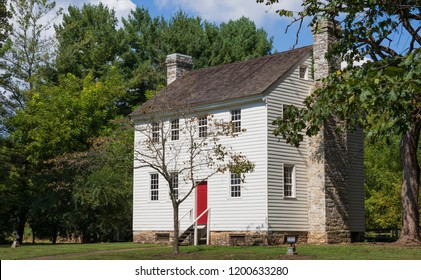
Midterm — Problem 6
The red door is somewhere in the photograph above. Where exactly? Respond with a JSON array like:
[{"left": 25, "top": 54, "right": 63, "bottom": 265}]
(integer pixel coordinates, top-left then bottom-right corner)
[{"left": 196, "top": 181, "right": 208, "bottom": 225}]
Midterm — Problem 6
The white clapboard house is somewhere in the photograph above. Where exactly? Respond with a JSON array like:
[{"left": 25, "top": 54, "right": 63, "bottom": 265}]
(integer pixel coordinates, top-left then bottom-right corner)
[{"left": 130, "top": 21, "right": 365, "bottom": 246}]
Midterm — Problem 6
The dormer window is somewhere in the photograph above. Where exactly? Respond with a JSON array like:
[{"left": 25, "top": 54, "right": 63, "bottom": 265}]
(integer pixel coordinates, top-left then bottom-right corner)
[{"left": 299, "top": 65, "right": 309, "bottom": 80}]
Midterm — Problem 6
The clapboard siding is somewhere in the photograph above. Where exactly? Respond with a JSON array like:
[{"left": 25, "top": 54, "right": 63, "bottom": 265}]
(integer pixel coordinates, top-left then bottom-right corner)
[
  {"left": 133, "top": 101, "right": 268, "bottom": 232},
  {"left": 347, "top": 127, "right": 365, "bottom": 232},
  {"left": 266, "top": 55, "right": 313, "bottom": 231}
]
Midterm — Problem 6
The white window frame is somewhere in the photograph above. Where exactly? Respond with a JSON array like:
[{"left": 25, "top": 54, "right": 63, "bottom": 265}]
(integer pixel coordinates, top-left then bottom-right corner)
[
  {"left": 231, "top": 109, "right": 241, "bottom": 133},
  {"left": 198, "top": 116, "right": 207, "bottom": 138},
  {"left": 230, "top": 173, "right": 242, "bottom": 198},
  {"left": 150, "top": 173, "right": 159, "bottom": 201},
  {"left": 299, "top": 65, "right": 309, "bottom": 80},
  {"left": 283, "top": 164, "right": 296, "bottom": 198},
  {"left": 152, "top": 122, "right": 160, "bottom": 142},
  {"left": 171, "top": 119, "right": 179, "bottom": 141}
]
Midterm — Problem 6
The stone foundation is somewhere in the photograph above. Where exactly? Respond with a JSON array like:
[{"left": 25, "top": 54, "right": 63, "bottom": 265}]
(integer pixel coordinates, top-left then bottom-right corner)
[
  {"left": 133, "top": 231, "right": 173, "bottom": 245},
  {"left": 134, "top": 230, "right": 308, "bottom": 246}
]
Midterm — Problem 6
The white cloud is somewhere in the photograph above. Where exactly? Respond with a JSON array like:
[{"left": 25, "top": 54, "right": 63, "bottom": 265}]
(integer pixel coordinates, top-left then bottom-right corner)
[{"left": 154, "top": 0, "right": 303, "bottom": 26}]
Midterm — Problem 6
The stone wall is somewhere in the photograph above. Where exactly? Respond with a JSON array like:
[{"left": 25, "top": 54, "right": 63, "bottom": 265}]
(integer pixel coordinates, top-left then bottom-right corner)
[
  {"left": 165, "top": 53, "right": 193, "bottom": 85},
  {"left": 308, "top": 19, "right": 352, "bottom": 243},
  {"left": 324, "top": 120, "right": 351, "bottom": 243}
]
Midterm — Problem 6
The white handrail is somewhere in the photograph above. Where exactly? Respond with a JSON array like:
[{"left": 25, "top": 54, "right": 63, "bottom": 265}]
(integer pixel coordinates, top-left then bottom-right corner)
[
  {"left": 194, "top": 207, "right": 210, "bottom": 223},
  {"left": 180, "top": 208, "right": 193, "bottom": 223},
  {"left": 179, "top": 208, "right": 193, "bottom": 236},
  {"left": 194, "top": 207, "right": 210, "bottom": 246}
]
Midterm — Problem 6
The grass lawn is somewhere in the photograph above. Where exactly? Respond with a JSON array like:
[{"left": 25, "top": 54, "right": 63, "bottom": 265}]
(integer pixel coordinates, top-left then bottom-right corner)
[{"left": 1, "top": 242, "right": 421, "bottom": 260}]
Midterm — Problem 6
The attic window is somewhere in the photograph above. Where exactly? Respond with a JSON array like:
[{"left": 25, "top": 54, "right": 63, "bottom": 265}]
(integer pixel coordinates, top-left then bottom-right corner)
[{"left": 299, "top": 65, "right": 309, "bottom": 80}]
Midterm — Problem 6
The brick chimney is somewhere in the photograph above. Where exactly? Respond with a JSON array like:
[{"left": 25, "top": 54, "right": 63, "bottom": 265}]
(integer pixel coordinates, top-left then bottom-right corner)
[{"left": 165, "top": 53, "right": 193, "bottom": 85}]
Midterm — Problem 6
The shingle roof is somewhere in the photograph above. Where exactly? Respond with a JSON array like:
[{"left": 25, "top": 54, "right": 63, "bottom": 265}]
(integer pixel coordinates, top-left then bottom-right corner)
[{"left": 131, "top": 45, "right": 312, "bottom": 116}]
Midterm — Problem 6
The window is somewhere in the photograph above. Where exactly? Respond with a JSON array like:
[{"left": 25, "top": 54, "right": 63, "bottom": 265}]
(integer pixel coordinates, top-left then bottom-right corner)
[
  {"left": 198, "top": 116, "right": 207, "bottom": 137},
  {"left": 170, "top": 172, "right": 179, "bottom": 200},
  {"left": 171, "top": 119, "right": 179, "bottom": 141},
  {"left": 283, "top": 165, "right": 296, "bottom": 198},
  {"left": 299, "top": 65, "right": 308, "bottom": 80},
  {"left": 231, "top": 109, "right": 241, "bottom": 132},
  {"left": 152, "top": 122, "right": 159, "bottom": 142},
  {"left": 230, "top": 173, "right": 241, "bottom": 198},
  {"left": 150, "top": 174, "right": 159, "bottom": 201}
]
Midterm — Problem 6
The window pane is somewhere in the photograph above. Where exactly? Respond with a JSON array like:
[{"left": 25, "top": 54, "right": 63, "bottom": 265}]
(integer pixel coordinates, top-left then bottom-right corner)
[
  {"left": 150, "top": 174, "right": 159, "bottom": 201},
  {"left": 231, "top": 109, "right": 241, "bottom": 132},
  {"left": 299, "top": 66, "right": 308, "bottom": 79},
  {"left": 198, "top": 117, "right": 207, "bottom": 137},
  {"left": 171, "top": 172, "right": 178, "bottom": 200},
  {"left": 283, "top": 165, "right": 294, "bottom": 197},
  {"left": 230, "top": 173, "right": 241, "bottom": 197},
  {"left": 171, "top": 119, "right": 179, "bottom": 141},
  {"left": 152, "top": 123, "right": 159, "bottom": 142}
]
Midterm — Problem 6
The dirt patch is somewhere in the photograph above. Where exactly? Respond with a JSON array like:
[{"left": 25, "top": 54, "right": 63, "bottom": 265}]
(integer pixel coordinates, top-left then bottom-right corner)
[{"left": 24, "top": 248, "right": 148, "bottom": 260}]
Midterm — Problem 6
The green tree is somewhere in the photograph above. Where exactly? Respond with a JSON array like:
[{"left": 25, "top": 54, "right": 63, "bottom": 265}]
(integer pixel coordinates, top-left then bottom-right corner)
[
  {"left": 0, "top": 0, "right": 59, "bottom": 113},
  {"left": 259, "top": 0, "right": 421, "bottom": 244},
  {"left": 11, "top": 69, "right": 126, "bottom": 161},
  {"left": 119, "top": 7, "right": 167, "bottom": 111},
  {"left": 0, "top": 0, "right": 11, "bottom": 136},
  {"left": 0, "top": 138, "right": 32, "bottom": 243},
  {"left": 55, "top": 3, "right": 124, "bottom": 79},
  {"left": 0, "top": 1, "right": 58, "bottom": 242},
  {"left": 211, "top": 16, "right": 273, "bottom": 65},
  {"left": 365, "top": 135, "right": 402, "bottom": 230},
  {"left": 7, "top": 69, "right": 126, "bottom": 242},
  {"left": 0, "top": 0, "right": 11, "bottom": 47},
  {"left": 70, "top": 120, "right": 133, "bottom": 242}
]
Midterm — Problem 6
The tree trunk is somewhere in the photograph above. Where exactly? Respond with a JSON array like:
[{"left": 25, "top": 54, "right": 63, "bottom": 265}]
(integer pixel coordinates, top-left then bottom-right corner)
[
  {"left": 398, "top": 117, "right": 421, "bottom": 245},
  {"left": 52, "top": 224, "right": 58, "bottom": 244},
  {"left": 173, "top": 204, "right": 180, "bottom": 254},
  {"left": 17, "top": 215, "right": 26, "bottom": 244}
]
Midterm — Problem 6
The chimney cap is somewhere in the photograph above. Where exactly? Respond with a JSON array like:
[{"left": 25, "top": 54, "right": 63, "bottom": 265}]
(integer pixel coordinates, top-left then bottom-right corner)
[{"left": 165, "top": 53, "right": 193, "bottom": 63}]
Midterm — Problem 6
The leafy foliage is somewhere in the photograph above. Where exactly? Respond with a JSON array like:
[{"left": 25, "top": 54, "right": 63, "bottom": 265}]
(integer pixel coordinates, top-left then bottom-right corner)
[
  {"left": 0, "top": 0, "right": 11, "bottom": 48},
  {"left": 364, "top": 135, "right": 402, "bottom": 229},
  {"left": 55, "top": 3, "right": 124, "bottom": 79},
  {"left": 10, "top": 69, "right": 126, "bottom": 161}
]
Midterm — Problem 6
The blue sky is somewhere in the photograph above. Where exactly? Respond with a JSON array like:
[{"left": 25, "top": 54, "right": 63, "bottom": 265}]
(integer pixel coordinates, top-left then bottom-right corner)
[{"left": 53, "top": 0, "right": 313, "bottom": 52}]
